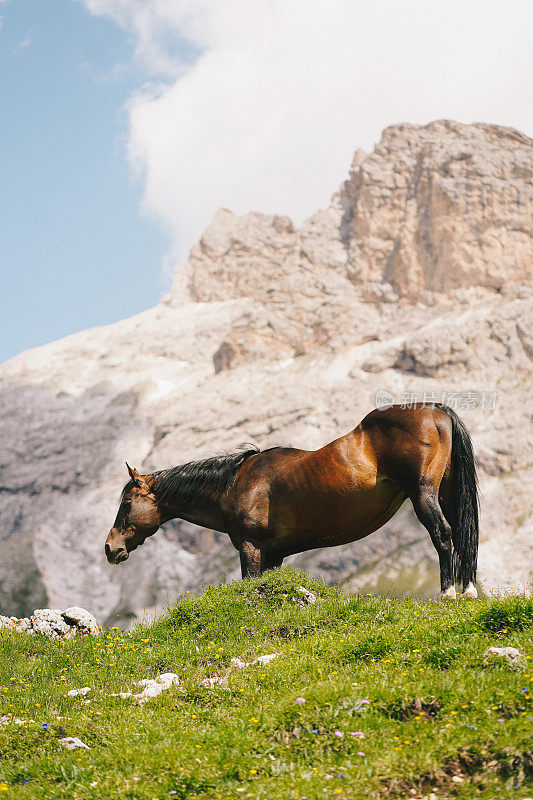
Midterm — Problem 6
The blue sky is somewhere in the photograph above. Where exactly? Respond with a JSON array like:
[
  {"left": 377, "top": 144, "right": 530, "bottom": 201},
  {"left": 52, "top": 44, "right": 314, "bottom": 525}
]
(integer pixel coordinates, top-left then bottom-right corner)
[
  {"left": 2, "top": 1, "right": 531, "bottom": 364},
  {"left": 0, "top": 0, "right": 181, "bottom": 363}
]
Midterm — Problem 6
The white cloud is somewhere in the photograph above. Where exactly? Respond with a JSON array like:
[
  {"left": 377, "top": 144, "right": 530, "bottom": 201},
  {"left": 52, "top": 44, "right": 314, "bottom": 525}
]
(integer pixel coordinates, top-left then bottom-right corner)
[{"left": 83, "top": 0, "right": 533, "bottom": 268}]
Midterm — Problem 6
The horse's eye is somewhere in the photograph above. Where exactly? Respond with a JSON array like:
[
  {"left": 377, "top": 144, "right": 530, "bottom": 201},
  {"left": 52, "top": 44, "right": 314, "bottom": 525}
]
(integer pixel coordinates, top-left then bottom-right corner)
[{"left": 123, "top": 500, "right": 131, "bottom": 510}]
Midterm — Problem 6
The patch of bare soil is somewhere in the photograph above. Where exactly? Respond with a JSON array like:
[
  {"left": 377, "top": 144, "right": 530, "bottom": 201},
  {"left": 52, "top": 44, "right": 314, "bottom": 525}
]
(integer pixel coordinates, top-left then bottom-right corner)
[{"left": 381, "top": 745, "right": 532, "bottom": 798}]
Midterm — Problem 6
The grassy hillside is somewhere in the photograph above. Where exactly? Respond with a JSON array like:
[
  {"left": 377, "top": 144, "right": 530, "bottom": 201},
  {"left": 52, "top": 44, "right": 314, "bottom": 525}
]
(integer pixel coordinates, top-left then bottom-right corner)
[{"left": 0, "top": 569, "right": 531, "bottom": 799}]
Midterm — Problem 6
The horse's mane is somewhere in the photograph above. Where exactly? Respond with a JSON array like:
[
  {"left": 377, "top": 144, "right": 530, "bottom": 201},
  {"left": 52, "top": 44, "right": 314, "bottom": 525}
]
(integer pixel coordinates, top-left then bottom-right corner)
[{"left": 149, "top": 447, "right": 264, "bottom": 507}]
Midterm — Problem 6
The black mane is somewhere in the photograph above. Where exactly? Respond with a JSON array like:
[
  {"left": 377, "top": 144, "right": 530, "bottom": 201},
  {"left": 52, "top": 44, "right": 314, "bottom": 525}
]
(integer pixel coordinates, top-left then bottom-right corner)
[{"left": 149, "top": 447, "right": 261, "bottom": 507}]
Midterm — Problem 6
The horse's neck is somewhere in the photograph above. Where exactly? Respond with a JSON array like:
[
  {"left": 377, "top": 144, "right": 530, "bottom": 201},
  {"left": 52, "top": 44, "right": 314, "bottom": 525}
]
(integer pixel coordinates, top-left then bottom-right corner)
[{"left": 160, "top": 488, "right": 229, "bottom": 532}]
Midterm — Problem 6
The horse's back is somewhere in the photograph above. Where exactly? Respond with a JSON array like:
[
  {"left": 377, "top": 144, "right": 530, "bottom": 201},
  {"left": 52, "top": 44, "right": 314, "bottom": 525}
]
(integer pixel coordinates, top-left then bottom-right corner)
[{"left": 233, "top": 404, "right": 452, "bottom": 497}]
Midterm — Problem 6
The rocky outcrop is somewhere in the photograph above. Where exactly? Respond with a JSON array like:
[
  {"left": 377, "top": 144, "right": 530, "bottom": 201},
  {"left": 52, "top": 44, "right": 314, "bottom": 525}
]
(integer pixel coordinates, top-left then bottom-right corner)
[
  {"left": 0, "top": 121, "right": 531, "bottom": 625},
  {"left": 341, "top": 122, "right": 532, "bottom": 296},
  {"left": 0, "top": 606, "right": 99, "bottom": 638}
]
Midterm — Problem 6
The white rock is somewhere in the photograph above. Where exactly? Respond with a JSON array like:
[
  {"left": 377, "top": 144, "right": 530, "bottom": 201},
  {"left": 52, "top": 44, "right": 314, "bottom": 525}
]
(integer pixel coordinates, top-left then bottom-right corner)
[
  {"left": 134, "top": 674, "right": 180, "bottom": 703},
  {"left": 1, "top": 607, "right": 99, "bottom": 639},
  {"left": 31, "top": 609, "right": 72, "bottom": 640},
  {"left": 0, "top": 615, "right": 31, "bottom": 631},
  {"left": 111, "top": 672, "right": 181, "bottom": 703},
  {"left": 59, "top": 737, "right": 90, "bottom": 750},
  {"left": 252, "top": 653, "right": 279, "bottom": 666},
  {"left": 485, "top": 646, "right": 526, "bottom": 668},
  {"left": 295, "top": 586, "right": 317, "bottom": 605},
  {"left": 10, "top": 617, "right": 31, "bottom": 631},
  {"left": 230, "top": 653, "right": 279, "bottom": 670},
  {"left": 61, "top": 607, "right": 99, "bottom": 636},
  {"left": 200, "top": 676, "right": 229, "bottom": 687},
  {"left": 67, "top": 687, "right": 91, "bottom": 697},
  {"left": 229, "top": 657, "right": 248, "bottom": 670}
]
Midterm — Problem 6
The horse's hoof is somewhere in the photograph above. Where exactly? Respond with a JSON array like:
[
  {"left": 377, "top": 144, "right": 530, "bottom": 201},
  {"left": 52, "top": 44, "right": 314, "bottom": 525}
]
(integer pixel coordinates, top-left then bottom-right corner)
[
  {"left": 440, "top": 586, "right": 457, "bottom": 601},
  {"left": 462, "top": 582, "right": 478, "bottom": 599}
]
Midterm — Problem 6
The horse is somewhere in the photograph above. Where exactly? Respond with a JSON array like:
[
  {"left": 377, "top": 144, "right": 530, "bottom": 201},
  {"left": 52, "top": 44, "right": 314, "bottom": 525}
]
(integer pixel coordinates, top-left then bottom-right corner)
[{"left": 105, "top": 403, "right": 479, "bottom": 599}]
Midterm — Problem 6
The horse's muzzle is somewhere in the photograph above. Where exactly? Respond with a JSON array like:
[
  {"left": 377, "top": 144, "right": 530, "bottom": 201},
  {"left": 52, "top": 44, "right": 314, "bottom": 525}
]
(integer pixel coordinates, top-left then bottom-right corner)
[{"left": 105, "top": 543, "right": 129, "bottom": 565}]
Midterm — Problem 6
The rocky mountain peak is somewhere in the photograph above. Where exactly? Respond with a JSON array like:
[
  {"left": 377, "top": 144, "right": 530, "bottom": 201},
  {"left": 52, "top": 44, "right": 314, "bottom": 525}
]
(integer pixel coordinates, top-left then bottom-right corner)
[{"left": 174, "top": 120, "right": 532, "bottom": 313}]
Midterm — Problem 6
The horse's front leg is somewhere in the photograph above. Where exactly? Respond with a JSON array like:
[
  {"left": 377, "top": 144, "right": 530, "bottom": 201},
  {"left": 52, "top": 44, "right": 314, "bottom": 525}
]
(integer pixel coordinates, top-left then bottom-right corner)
[
  {"left": 238, "top": 538, "right": 283, "bottom": 578},
  {"left": 239, "top": 540, "right": 264, "bottom": 578}
]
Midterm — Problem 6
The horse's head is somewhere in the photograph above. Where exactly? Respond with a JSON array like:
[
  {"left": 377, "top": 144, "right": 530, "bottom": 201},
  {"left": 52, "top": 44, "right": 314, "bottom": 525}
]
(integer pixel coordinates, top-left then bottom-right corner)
[{"left": 105, "top": 464, "right": 162, "bottom": 565}]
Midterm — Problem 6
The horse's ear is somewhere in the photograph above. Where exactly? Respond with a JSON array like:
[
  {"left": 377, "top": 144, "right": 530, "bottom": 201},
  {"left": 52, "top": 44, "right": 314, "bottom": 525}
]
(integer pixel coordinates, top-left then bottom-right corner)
[{"left": 126, "top": 462, "right": 142, "bottom": 486}]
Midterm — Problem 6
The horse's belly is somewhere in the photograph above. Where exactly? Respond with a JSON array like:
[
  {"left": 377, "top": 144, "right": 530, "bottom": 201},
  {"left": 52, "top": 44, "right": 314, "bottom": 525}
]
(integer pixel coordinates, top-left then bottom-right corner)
[{"left": 271, "top": 480, "right": 406, "bottom": 554}]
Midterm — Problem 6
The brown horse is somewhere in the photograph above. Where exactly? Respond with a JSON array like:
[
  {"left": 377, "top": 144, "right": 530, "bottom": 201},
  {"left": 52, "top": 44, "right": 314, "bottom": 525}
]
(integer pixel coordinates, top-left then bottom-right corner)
[{"left": 105, "top": 403, "right": 479, "bottom": 599}]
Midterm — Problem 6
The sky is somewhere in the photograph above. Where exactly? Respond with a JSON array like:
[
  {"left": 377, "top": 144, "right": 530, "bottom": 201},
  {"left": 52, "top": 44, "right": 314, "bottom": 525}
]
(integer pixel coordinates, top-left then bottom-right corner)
[{"left": 1, "top": 0, "right": 532, "bottom": 363}]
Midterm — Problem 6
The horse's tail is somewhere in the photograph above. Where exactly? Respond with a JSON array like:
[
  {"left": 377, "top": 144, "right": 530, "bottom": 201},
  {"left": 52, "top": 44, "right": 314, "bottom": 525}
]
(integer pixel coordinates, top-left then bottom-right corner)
[{"left": 435, "top": 403, "right": 479, "bottom": 589}]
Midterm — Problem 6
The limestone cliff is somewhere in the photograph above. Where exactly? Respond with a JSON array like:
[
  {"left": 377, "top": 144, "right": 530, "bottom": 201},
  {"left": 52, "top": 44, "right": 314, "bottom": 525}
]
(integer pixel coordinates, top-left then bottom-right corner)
[{"left": 1, "top": 121, "right": 531, "bottom": 625}]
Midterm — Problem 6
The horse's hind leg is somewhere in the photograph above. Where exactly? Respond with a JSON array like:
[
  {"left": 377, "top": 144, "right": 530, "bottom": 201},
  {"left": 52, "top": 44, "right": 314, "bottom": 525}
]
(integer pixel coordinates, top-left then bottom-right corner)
[
  {"left": 438, "top": 481, "right": 477, "bottom": 599},
  {"left": 411, "top": 485, "right": 455, "bottom": 599}
]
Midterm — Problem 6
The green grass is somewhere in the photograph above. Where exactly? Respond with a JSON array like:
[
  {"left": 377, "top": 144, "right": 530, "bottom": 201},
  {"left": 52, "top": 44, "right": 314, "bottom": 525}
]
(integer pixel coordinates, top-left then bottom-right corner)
[{"left": 0, "top": 569, "right": 531, "bottom": 799}]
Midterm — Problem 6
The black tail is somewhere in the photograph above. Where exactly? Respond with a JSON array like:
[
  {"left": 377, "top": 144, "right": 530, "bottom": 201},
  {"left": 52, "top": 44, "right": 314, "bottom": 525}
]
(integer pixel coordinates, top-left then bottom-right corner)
[{"left": 436, "top": 404, "right": 479, "bottom": 589}]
